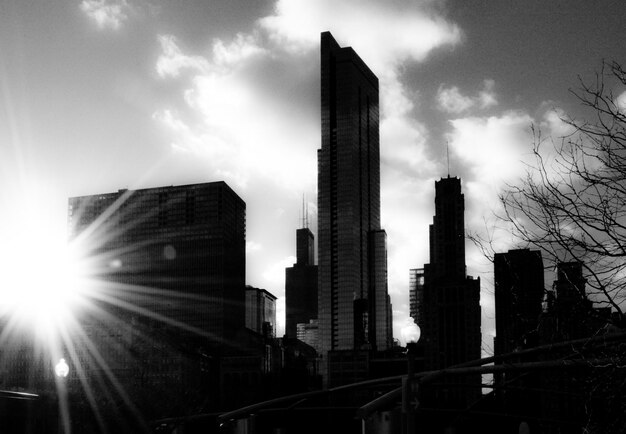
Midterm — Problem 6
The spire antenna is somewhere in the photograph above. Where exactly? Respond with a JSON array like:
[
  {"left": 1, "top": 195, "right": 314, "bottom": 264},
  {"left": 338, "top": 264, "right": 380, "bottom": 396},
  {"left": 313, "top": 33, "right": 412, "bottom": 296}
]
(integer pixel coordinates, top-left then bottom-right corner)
[
  {"left": 305, "top": 195, "right": 309, "bottom": 228},
  {"left": 446, "top": 140, "right": 451, "bottom": 177},
  {"left": 301, "top": 194, "right": 305, "bottom": 228}
]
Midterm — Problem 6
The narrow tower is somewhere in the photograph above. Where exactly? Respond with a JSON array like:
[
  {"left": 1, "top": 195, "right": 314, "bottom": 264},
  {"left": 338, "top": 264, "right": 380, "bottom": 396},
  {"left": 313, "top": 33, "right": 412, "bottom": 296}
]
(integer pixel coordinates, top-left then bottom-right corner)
[
  {"left": 317, "top": 31, "right": 391, "bottom": 363},
  {"left": 419, "top": 176, "right": 481, "bottom": 407}
]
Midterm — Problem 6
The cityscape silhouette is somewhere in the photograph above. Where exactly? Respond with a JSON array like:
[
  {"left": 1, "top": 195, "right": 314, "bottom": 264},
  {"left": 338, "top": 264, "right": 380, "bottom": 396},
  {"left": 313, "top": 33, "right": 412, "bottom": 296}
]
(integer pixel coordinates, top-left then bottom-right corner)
[{"left": 1, "top": 2, "right": 625, "bottom": 433}]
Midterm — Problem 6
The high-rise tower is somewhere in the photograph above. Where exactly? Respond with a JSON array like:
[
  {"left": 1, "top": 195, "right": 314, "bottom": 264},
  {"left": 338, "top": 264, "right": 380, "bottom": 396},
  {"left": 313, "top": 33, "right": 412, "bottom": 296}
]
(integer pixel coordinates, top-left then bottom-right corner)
[
  {"left": 285, "top": 226, "right": 318, "bottom": 340},
  {"left": 419, "top": 176, "right": 481, "bottom": 407},
  {"left": 317, "top": 31, "right": 391, "bottom": 357}
]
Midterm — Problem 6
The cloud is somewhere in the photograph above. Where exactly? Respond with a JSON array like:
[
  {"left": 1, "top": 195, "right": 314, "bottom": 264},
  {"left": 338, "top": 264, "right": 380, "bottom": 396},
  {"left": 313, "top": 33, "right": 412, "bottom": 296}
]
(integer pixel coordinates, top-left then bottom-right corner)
[
  {"left": 448, "top": 111, "right": 533, "bottom": 190},
  {"left": 156, "top": 36, "right": 210, "bottom": 78},
  {"left": 437, "top": 79, "right": 498, "bottom": 114},
  {"left": 262, "top": 255, "right": 297, "bottom": 285},
  {"left": 259, "top": 0, "right": 461, "bottom": 71},
  {"left": 80, "top": 0, "right": 130, "bottom": 30}
]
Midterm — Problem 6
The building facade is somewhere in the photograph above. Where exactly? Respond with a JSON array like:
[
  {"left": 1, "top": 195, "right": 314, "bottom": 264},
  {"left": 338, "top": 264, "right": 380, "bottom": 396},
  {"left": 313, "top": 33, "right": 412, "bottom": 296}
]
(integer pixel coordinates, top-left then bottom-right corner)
[
  {"left": 418, "top": 176, "right": 481, "bottom": 407},
  {"left": 285, "top": 227, "right": 318, "bottom": 340},
  {"left": 494, "top": 249, "right": 544, "bottom": 355},
  {"left": 409, "top": 268, "right": 424, "bottom": 325},
  {"left": 317, "top": 31, "right": 392, "bottom": 357},
  {"left": 68, "top": 181, "right": 246, "bottom": 342},
  {"left": 245, "top": 286, "right": 277, "bottom": 338}
]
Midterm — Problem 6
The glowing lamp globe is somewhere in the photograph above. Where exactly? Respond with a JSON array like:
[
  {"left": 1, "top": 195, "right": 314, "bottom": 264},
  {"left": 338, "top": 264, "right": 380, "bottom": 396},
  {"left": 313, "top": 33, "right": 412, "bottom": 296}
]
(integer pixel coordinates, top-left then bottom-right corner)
[
  {"left": 401, "top": 323, "right": 421, "bottom": 345},
  {"left": 55, "top": 358, "right": 69, "bottom": 378}
]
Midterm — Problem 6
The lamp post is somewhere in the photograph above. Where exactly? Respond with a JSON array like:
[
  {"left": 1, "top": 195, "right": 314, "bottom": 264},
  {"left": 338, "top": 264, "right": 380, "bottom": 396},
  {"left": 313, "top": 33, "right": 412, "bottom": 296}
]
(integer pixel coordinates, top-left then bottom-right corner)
[
  {"left": 55, "top": 358, "right": 70, "bottom": 434},
  {"left": 401, "top": 324, "right": 421, "bottom": 434}
]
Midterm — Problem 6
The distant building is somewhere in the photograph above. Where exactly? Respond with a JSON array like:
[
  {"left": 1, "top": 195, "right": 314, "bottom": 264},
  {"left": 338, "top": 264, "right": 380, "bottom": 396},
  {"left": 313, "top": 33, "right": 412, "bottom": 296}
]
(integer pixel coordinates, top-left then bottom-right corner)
[
  {"left": 245, "top": 286, "right": 277, "bottom": 338},
  {"left": 494, "top": 249, "right": 544, "bottom": 355},
  {"left": 317, "top": 31, "right": 392, "bottom": 360},
  {"left": 296, "top": 319, "right": 319, "bottom": 350},
  {"left": 285, "top": 227, "right": 318, "bottom": 340},
  {"left": 541, "top": 261, "right": 611, "bottom": 342},
  {"left": 537, "top": 261, "right": 612, "bottom": 434},
  {"left": 418, "top": 176, "right": 481, "bottom": 408},
  {"left": 68, "top": 181, "right": 246, "bottom": 342},
  {"left": 408, "top": 268, "right": 424, "bottom": 325}
]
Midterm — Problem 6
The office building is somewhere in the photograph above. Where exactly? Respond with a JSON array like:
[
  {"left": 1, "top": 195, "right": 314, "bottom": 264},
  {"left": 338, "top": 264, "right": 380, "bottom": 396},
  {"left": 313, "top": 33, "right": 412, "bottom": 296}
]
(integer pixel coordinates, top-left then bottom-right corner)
[
  {"left": 317, "top": 31, "right": 392, "bottom": 357},
  {"left": 418, "top": 176, "right": 481, "bottom": 407},
  {"left": 285, "top": 227, "right": 318, "bottom": 340},
  {"left": 68, "top": 181, "right": 246, "bottom": 342},
  {"left": 296, "top": 319, "right": 319, "bottom": 350},
  {"left": 494, "top": 249, "right": 544, "bottom": 355},
  {"left": 409, "top": 268, "right": 424, "bottom": 325},
  {"left": 245, "top": 286, "right": 277, "bottom": 338}
]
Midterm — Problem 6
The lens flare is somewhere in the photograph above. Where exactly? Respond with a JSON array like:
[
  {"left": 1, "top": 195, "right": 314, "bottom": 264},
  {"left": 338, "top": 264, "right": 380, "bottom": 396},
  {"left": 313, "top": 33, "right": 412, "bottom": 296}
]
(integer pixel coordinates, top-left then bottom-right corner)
[{"left": 0, "top": 225, "right": 85, "bottom": 338}]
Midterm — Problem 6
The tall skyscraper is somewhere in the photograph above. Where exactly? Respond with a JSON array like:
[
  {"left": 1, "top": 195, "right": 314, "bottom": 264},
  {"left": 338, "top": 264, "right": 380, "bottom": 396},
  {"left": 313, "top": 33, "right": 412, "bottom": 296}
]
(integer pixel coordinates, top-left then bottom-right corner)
[
  {"left": 68, "top": 181, "right": 246, "bottom": 341},
  {"left": 418, "top": 176, "right": 481, "bottom": 406},
  {"left": 494, "top": 249, "right": 544, "bottom": 355},
  {"left": 285, "top": 227, "right": 318, "bottom": 340},
  {"left": 317, "top": 31, "right": 392, "bottom": 356}
]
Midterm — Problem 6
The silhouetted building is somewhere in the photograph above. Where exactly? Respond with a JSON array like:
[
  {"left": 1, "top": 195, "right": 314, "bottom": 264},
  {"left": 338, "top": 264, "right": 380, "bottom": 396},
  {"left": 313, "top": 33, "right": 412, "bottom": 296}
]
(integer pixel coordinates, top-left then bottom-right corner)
[
  {"left": 494, "top": 249, "right": 544, "bottom": 355},
  {"left": 541, "top": 261, "right": 609, "bottom": 342},
  {"left": 285, "top": 227, "right": 318, "bottom": 340},
  {"left": 537, "top": 261, "right": 612, "bottom": 434},
  {"left": 418, "top": 176, "right": 481, "bottom": 409},
  {"left": 68, "top": 181, "right": 246, "bottom": 342},
  {"left": 409, "top": 268, "right": 424, "bottom": 325},
  {"left": 492, "top": 249, "right": 544, "bottom": 430},
  {"left": 65, "top": 182, "right": 249, "bottom": 426},
  {"left": 245, "top": 286, "right": 277, "bottom": 338},
  {"left": 317, "top": 31, "right": 392, "bottom": 364}
]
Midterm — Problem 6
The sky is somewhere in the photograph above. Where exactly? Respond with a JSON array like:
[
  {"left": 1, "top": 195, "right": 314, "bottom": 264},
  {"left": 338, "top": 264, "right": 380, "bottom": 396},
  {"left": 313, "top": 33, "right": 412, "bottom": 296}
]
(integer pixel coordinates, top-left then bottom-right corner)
[{"left": 1, "top": 0, "right": 625, "bottom": 349}]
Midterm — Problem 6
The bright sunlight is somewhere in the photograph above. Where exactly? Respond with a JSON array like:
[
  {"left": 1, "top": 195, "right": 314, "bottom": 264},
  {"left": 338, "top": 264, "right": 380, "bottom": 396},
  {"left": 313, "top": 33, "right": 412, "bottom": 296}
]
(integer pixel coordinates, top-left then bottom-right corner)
[{"left": 0, "top": 200, "right": 86, "bottom": 339}]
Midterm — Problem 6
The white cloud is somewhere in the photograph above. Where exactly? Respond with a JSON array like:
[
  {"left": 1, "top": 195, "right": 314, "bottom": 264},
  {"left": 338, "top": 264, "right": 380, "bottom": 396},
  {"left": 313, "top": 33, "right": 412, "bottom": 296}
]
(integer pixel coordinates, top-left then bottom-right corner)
[
  {"left": 259, "top": 0, "right": 461, "bottom": 71},
  {"left": 156, "top": 35, "right": 210, "bottom": 78},
  {"left": 448, "top": 111, "right": 534, "bottom": 190},
  {"left": 80, "top": 0, "right": 129, "bottom": 30},
  {"left": 262, "top": 255, "right": 296, "bottom": 285},
  {"left": 437, "top": 79, "right": 498, "bottom": 114},
  {"left": 437, "top": 86, "right": 475, "bottom": 113}
]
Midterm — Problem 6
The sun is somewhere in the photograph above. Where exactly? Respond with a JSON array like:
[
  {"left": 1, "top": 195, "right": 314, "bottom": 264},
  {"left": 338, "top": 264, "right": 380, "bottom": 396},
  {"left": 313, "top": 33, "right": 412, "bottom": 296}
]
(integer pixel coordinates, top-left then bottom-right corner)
[{"left": 0, "top": 205, "right": 87, "bottom": 340}]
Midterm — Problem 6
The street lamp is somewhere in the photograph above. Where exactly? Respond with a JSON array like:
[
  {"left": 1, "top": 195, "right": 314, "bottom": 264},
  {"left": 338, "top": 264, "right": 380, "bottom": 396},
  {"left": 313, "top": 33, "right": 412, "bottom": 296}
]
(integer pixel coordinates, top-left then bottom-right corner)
[
  {"left": 55, "top": 358, "right": 69, "bottom": 378},
  {"left": 54, "top": 358, "right": 70, "bottom": 433},
  {"left": 401, "top": 324, "right": 421, "bottom": 434}
]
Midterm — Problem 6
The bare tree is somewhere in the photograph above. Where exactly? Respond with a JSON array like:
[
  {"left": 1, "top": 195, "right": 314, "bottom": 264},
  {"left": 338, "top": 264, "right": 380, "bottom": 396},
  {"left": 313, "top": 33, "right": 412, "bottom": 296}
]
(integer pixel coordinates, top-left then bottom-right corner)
[{"left": 500, "top": 60, "right": 626, "bottom": 324}]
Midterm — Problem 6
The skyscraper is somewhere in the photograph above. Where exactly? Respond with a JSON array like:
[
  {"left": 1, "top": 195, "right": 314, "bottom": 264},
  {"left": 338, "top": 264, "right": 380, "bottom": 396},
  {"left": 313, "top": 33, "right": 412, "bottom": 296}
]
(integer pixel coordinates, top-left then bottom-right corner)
[
  {"left": 68, "top": 181, "right": 246, "bottom": 341},
  {"left": 285, "top": 227, "right": 318, "bottom": 340},
  {"left": 418, "top": 176, "right": 481, "bottom": 406},
  {"left": 494, "top": 249, "right": 544, "bottom": 355},
  {"left": 317, "top": 31, "right": 392, "bottom": 356}
]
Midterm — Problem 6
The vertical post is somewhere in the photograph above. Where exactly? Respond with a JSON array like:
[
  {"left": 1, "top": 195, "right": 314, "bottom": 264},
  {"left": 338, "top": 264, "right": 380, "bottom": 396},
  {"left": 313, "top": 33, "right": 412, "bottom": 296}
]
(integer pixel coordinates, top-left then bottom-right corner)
[{"left": 403, "top": 342, "right": 418, "bottom": 434}]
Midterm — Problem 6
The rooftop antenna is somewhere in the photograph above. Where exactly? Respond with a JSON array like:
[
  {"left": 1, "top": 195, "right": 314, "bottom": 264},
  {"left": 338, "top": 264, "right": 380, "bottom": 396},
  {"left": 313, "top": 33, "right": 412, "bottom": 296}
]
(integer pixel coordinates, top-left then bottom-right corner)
[
  {"left": 305, "top": 195, "right": 309, "bottom": 229},
  {"left": 446, "top": 140, "right": 451, "bottom": 177},
  {"left": 301, "top": 194, "right": 309, "bottom": 229}
]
